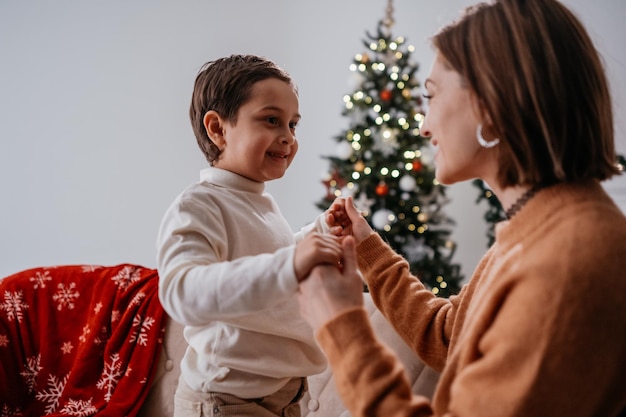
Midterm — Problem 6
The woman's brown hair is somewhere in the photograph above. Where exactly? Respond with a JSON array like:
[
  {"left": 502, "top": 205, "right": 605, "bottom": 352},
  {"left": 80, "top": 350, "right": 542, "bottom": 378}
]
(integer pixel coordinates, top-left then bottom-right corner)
[{"left": 432, "top": 0, "right": 619, "bottom": 187}]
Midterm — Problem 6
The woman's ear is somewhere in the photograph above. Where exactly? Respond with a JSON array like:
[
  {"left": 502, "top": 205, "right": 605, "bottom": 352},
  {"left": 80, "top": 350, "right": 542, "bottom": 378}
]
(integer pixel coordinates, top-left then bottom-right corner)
[
  {"left": 203, "top": 110, "right": 226, "bottom": 148},
  {"left": 472, "top": 96, "right": 497, "bottom": 133},
  {"left": 470, "top": 94, "right": 487, "bottom": 123}
]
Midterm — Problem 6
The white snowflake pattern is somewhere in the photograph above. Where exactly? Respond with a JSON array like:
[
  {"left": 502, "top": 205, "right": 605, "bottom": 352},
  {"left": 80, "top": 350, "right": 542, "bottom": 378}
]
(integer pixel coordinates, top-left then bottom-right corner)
[
  {"left": 19, "top": 354, "right": 42, "bottom": 393},
  {"left": 81, "top": 265, "right": 103, "bottom": 273},
  {"left": 78, "top": 325, "right": 91, "bottom": 344},
  {"left": 52, "top": 282, "right": 79, "bottom": 311},
  {"left": 0, "top": 404, "right": 24, "bottom": 417},
  {"left": 0, "top": 290, "right": 29, "bottom": 323},
  {"left": 93, "top": 326, "right": 109, "bottom": 346},
  {"left": 34, "top": 372, "right": 69, "bottom": 414},
  {"left": 29, "top": 270, "right": 52, "bottom": 289},
  {"left": 111, "top": 310, "right": 121, "bottom": 323},
  {"left": 371, "top": 125, "right": 400, "bottom": 157},
  {"left": 353, "top": 192, "right": 376, "bottom": 215},
  {"left": 59, "top": 397, "right": 98, "bottom": 416},
  {"left": 403, "top": 235, "right": 435, "bottom": 263},
  {"left": 93, "top": 302, "right": 103, "bottom": 314},
  {"left": 129, "top": 315, "right": 155, "bottom": 346},
  {"left": 111, "top": 266, "right": 142, "bottom": 291},
  {"left": 96, "top": 353, "right": 123, "bottom": 402},
  {"left": 129, "top": 291, "right": 146, "bottom": 307},
  {"left": 0, "top": 334, "right": 8, "bottom": 347},
  {"left": 61, "top": 341, "right": 73, "bottom": 354}
]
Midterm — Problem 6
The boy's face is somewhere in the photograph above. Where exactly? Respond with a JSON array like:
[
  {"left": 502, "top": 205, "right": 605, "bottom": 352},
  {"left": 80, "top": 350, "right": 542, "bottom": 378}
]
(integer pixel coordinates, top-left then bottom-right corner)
[{"left": 214, "top": 78, "right": 300, "bottom": 183}]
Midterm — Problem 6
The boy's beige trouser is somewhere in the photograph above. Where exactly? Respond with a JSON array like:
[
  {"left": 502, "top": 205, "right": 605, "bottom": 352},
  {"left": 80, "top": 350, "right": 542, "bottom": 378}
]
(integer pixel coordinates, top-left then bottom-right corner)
[{"left": 174, "top": 375, "right": 306, "bottom": 417}]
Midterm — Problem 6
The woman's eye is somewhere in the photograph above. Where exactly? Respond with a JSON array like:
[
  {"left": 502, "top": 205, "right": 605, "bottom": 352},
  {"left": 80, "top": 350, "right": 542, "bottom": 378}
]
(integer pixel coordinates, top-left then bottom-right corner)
[
  {"left": 266, "top": 116, "right": 279, "bottom": 125},
  {"left": 289, "top": 121, "right": 298, "bottom": 130}
]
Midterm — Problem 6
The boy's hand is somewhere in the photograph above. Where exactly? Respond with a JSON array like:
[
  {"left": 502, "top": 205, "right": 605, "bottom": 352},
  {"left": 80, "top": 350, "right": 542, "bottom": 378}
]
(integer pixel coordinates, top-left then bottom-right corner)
[
  {"left": 298, "top": 236, "right": 364, "bottom": 331},
  {"left": 294, "top": 232, "right": 342, "bottom": 282},
  {"left": 325, "top": 197, "right": 352, "bottom": 237}
]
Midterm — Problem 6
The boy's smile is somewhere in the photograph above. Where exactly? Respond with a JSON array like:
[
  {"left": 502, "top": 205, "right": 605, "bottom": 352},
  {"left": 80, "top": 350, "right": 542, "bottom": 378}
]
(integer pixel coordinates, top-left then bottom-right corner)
[{"left": 212, "top": 78, "right": 300, "bottom": 183}]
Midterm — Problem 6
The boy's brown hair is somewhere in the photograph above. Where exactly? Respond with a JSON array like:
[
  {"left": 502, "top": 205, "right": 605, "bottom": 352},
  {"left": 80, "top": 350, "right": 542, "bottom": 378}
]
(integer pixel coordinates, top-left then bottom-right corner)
[
  {"left": 432, "top": 0, "right": 620, "bottom": 187},
  {"left": 189, "top": 54, "right": 296, "bottom": 165}
]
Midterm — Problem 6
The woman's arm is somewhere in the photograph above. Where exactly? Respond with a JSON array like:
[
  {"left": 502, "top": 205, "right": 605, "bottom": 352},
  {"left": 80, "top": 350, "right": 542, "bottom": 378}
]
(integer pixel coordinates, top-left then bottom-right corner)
[{"left": 298, "top": 237, "right": 435, "bottom": 417}]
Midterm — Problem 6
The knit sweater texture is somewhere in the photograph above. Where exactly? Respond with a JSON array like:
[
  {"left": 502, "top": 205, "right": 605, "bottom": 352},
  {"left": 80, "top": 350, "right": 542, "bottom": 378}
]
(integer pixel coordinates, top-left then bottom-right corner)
[
  {"left": 157, "top": 167, "right": 327, "bottom": 398},
  {"left": 317, "top": 180, "right": 626, "bottom": 416}
]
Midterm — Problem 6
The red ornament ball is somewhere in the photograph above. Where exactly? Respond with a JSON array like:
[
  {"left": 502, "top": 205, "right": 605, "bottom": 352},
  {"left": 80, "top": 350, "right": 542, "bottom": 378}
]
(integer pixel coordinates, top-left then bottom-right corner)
[
  {"left": 380, "top": 90, "right": 392, "bottom": 102},
  {"left": 412, "top": 160, "right": 423, "bottom": 171},
  {"left": 375, "top": 182, "right": 389, "bottom": 196}
]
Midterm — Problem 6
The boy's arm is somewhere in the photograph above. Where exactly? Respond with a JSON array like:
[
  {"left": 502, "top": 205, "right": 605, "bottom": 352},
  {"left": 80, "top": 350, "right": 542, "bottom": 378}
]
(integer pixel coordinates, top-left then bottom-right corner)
[
  {"left": 157, "top": 197, "right": 342, "bottom": 326},
  {"left": 294, "top": 212, "right": 330, "bottom": 241},
  {"left": 157, "top": 197, "right": 298, "bottom": 326}
]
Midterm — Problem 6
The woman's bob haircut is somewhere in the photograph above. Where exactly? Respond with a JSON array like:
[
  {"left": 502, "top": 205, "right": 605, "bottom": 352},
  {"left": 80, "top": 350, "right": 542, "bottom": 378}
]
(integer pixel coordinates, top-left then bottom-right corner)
[{"left": 432, "top": 0, "right": 620, "bottom": 187}]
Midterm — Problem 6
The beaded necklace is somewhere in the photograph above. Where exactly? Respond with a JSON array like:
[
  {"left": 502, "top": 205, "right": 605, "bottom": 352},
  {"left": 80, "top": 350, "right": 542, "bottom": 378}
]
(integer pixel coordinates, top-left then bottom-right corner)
[{"left": 505, "top": 185, "right": 542, "bottom": 219}]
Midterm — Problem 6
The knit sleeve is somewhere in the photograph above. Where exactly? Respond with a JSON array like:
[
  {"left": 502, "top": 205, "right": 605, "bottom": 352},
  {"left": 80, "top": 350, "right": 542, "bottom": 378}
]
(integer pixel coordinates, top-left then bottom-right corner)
[
  {"left": 356, "top": 233, "right": 455, "bottom": 370},
  {"left": 293, "top": 212, "right": 330, "bottom": 242},
  {"left": 317, "top": 307, "right": 435, "bottom": 417}
]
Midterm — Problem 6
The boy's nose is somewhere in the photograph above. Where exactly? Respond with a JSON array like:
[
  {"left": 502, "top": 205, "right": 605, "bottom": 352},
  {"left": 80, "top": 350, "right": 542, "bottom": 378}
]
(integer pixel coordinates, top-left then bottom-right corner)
[{"left": 280, "top": 131, "right": 296, "bottom": 145}]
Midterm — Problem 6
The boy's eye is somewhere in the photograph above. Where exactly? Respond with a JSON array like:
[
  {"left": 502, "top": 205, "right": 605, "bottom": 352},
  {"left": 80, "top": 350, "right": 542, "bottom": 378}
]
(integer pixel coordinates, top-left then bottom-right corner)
[
  {"left": 422, "top": 93, "right": 433, "bottom": 100},
  {"left": 263, "top": 116, "right": 298, "bottom": 131}
]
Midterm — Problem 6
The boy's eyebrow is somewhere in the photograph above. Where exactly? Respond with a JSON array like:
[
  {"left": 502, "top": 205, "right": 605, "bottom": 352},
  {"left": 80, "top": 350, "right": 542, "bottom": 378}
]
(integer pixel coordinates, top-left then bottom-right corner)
[{"left": 260, "top": 105, "right": 301, "bottom": 119}]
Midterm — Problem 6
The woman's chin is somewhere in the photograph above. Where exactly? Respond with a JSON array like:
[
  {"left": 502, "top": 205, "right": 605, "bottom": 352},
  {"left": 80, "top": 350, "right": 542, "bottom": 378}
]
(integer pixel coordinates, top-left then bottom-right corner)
[{"left": 434, "top": 170, "right": 462, "bottom": 186}]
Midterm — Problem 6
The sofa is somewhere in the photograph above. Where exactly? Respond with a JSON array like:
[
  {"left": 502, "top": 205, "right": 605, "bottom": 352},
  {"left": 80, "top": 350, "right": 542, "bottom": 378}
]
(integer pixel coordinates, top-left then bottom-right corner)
[
  {"left": 139, "top": 292, "right": 440, "bottom": 417},
  {"left": 0, "top": 265, "right": 438, "bottom": 416}
]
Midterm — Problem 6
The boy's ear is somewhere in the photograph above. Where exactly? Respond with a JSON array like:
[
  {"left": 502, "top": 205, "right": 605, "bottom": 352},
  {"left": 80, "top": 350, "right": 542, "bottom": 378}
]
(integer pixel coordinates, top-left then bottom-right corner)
[{"left": 203, "top": 110, "right": 226, "bottom": 148}]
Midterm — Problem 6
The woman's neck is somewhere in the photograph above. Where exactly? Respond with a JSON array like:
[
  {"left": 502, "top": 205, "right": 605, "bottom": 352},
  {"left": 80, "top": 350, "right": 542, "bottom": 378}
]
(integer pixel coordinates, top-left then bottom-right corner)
[{"left": 494, "top": 184, "right": 541, "bottom": 219}]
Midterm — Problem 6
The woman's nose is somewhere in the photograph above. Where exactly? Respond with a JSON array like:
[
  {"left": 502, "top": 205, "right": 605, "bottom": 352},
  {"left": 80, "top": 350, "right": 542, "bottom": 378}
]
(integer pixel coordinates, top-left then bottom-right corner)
[{"left": 420, "top": 117, "right": 432, "bottom": 138}]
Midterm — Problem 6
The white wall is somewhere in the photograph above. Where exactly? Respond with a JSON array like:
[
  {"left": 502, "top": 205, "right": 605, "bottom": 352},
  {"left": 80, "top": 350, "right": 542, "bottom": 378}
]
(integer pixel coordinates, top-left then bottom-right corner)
[{"left": 1, "top": 0, "right": 625, "bottom": 279}]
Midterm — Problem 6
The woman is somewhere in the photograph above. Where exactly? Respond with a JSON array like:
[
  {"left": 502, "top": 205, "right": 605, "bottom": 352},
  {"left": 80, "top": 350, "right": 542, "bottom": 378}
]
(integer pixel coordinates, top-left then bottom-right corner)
[{"left": 298, "top": 1, "right": 626, "bottom": 416}]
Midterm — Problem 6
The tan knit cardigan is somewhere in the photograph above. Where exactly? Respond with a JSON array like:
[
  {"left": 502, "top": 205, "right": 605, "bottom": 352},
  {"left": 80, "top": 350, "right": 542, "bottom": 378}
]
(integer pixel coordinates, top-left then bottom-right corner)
[{"left": 317, "top": 181, "right": 626, "bottom": 417}]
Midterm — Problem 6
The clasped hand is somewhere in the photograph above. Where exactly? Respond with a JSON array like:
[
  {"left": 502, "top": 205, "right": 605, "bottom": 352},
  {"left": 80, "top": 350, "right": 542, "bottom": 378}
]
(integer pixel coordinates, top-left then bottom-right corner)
[{"left": 296, "top": 197, "right": 375, "bottom": 332}]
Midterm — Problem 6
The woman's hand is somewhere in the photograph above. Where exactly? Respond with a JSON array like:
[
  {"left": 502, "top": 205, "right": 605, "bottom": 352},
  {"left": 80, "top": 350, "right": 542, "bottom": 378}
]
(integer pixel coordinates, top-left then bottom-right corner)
[
  {"left": 343, "top": 197, "right": 375, "bottom": 244},
  {"left": 298, "top": 236, "right": 364, "bottom": 332}
]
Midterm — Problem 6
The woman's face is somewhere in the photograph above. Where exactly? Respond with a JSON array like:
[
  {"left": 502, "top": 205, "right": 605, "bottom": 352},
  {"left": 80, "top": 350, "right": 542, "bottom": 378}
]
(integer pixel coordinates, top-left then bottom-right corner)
[{"left": 421, "top": 52, "right": 497, "bottom": 186}]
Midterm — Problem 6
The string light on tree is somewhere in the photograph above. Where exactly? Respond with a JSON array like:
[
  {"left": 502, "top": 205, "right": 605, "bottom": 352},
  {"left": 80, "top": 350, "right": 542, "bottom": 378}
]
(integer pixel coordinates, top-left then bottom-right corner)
[{"left": 316, "top": 0, "right": 463, "bottom": 297}]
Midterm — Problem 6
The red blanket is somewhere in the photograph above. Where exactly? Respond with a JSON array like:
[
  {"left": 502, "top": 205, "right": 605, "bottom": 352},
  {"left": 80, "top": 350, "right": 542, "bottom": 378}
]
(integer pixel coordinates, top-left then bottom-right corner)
[{"left": 0, "top": 264, "right": 167, "bottom": 416}]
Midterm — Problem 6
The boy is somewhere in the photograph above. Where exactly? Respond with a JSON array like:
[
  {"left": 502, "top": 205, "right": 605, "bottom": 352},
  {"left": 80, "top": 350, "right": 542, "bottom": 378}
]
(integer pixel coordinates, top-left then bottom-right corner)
[{"left": 156, "top": 54, "right": 345, "bottom": 417}]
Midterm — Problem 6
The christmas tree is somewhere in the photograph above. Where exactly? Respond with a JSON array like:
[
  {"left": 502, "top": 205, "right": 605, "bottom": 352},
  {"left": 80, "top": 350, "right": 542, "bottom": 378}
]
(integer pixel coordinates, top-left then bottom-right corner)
[
  {"left": 472, "top": 179, "right": 505, "bottom": 248},
  {"left": 316, "top": 10, "right": 463, "bottom": 297}
]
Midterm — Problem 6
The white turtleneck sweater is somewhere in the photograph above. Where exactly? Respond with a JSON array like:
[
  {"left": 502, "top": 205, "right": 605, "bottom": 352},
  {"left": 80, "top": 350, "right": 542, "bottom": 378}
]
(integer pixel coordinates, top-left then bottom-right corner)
[{"left": 157, "top": 167, "right": 327, "bottom": 398}]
